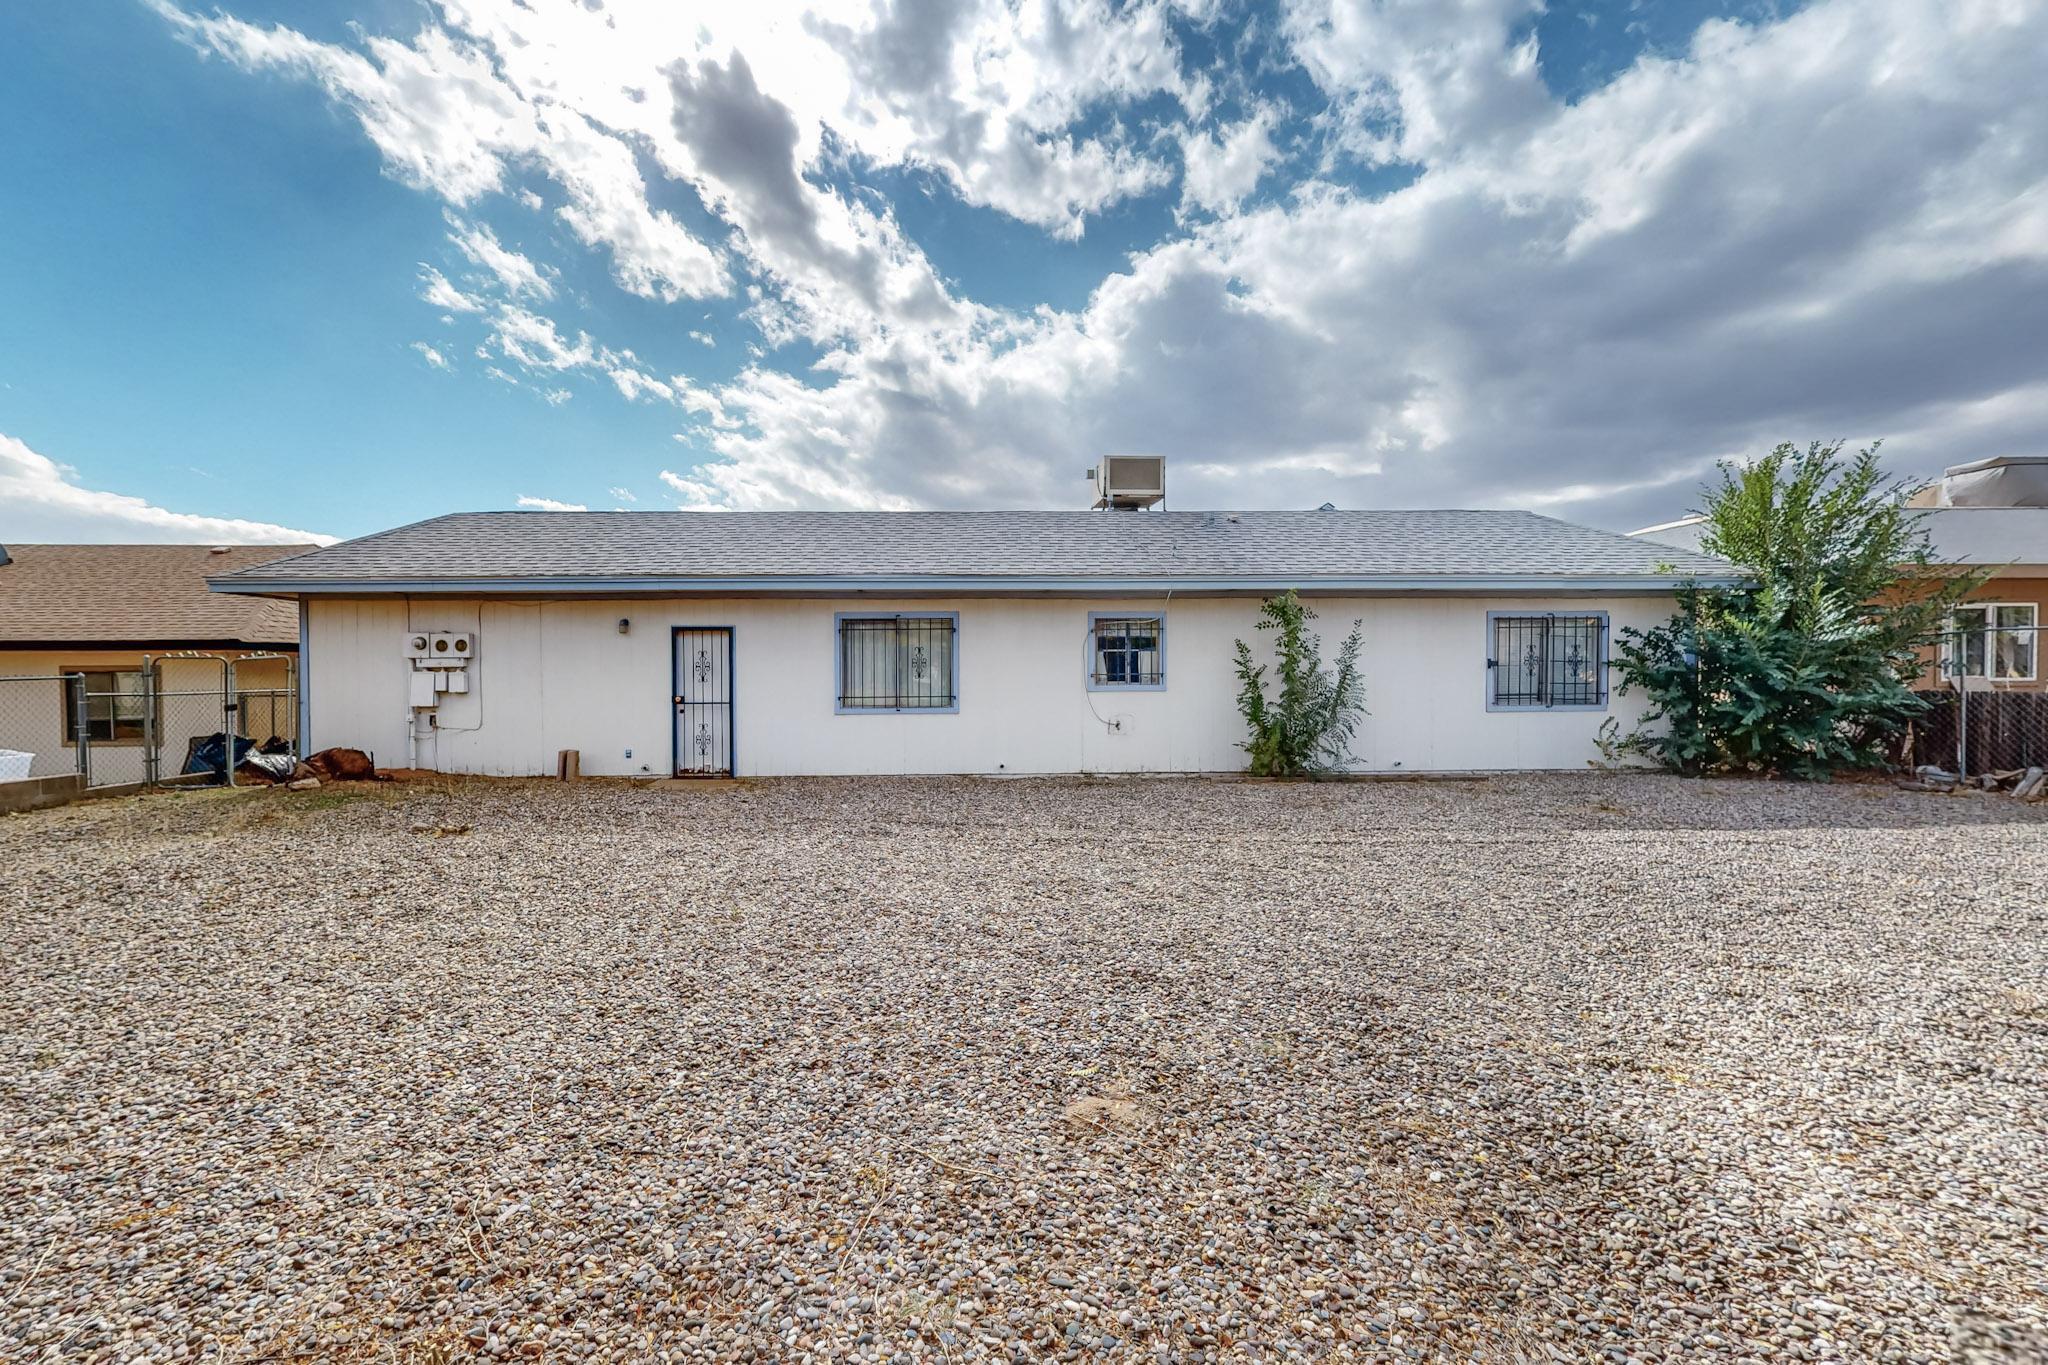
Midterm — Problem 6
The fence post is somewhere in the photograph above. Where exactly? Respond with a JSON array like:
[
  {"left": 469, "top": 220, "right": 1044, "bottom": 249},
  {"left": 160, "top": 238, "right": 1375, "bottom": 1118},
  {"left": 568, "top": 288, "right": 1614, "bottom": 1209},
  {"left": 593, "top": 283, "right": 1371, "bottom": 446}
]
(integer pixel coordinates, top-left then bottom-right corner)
[
  {"left": 67, "top": 672, "right": 89, "bottom": 783},
  {"left": 1957, "top": 681, "right": 1969, "bottom": 781},
  {"left": 142, "top": 657, "right": 157, "bottom": 787},
  {"left": 223, "top": 658, "right": 237, "bottom": 789}
]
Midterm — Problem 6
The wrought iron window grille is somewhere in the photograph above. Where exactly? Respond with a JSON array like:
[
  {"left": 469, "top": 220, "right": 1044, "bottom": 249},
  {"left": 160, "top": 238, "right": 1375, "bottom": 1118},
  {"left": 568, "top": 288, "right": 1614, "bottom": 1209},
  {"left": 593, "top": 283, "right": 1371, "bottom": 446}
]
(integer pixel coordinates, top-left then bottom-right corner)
[
  {"left": 1090, "top": 616, "right": 1165, "bottom": 686},
  {"left": 1487, "top": 613, "right": 1607, "bottom": 709},
  {"left": 837, "top": 615, "right": 958, "bottom": 710}
]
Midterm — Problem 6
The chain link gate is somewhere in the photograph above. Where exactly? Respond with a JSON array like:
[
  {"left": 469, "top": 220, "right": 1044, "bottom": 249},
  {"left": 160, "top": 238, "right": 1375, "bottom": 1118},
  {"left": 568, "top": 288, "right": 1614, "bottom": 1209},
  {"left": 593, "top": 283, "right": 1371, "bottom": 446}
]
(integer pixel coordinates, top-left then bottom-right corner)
[{"left": 0, "top": 656, "right": 299, "bottom": 796}]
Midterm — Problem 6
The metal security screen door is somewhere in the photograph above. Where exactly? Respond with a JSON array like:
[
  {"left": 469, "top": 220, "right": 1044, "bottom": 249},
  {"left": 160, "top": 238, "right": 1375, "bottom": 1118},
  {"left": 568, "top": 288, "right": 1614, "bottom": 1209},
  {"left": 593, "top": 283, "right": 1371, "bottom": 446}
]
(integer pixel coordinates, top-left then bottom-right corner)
[{"left": 672, "top": 628, "right": 734, "bottom": 776}]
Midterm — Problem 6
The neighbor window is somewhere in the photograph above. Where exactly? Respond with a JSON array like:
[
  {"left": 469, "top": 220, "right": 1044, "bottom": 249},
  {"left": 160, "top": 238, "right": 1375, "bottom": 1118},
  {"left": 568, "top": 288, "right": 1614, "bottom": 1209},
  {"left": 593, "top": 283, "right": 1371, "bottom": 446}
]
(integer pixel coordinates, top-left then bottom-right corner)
[
  {"left": 1946, "top": 603, "right": 2037, "bottom": 681},
  {"left": 837, "top": 614, "right": 958, "bottom": 711},
  {"left": 63, "top": 670, "right": 150, "bottom": 743},
  {"left": 1090, "top": 614, "right": 1164, "bottom": 688},
  {"left": 1488, "top": 613, "right": 1608, "bottom": 709}
]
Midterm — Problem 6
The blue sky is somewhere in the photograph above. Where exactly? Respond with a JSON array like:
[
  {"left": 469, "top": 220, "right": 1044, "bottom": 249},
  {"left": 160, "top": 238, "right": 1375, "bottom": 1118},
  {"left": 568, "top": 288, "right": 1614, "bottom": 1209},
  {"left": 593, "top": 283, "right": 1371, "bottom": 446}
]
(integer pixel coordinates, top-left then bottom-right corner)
[{"left": 2, "top": 0, "right": 2044, "bottom": 544}]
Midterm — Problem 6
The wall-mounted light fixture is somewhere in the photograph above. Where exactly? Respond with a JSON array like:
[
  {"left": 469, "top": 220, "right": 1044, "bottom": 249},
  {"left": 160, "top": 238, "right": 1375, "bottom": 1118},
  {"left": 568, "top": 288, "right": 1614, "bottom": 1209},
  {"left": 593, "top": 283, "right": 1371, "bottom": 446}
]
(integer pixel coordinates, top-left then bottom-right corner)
[{"left": 617, "top": 618, "right": 631, "bottom": 635}]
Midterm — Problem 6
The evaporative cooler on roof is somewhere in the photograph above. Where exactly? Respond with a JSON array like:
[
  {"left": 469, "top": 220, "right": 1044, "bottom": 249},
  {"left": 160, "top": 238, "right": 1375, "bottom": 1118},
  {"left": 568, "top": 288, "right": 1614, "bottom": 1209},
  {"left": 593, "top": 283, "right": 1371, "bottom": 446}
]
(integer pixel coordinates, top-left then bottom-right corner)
[{"left": 1088, "top": 456, "right": 1166, "bottom": 509}]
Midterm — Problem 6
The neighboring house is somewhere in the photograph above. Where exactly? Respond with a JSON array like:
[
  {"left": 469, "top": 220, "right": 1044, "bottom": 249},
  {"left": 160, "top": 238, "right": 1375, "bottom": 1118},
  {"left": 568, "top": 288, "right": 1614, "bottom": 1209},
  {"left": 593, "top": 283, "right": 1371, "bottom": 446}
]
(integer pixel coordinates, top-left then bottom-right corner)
[
  {"left": 0, "top": 542, "right": 316, "bottom": 784},
  {"left": 210, "top": 484, "right": 1735, "bottom": 778},
  {"left": 1629, "top": 454, "right": 2048, "bottom": 691}
]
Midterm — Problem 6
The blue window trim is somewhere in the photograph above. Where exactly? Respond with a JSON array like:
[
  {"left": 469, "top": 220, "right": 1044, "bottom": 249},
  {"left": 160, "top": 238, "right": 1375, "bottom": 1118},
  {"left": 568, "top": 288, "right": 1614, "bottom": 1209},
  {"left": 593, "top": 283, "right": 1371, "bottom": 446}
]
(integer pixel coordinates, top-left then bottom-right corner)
[
  {"left": 1484, "top": 610, "right": 1611, "bottom": 713},
  {"left": 1085, "top": 610, "right": 1167, "bottom": 692},
  {"left": 834, "top": 611, "right": 961, "bottom": 715}
]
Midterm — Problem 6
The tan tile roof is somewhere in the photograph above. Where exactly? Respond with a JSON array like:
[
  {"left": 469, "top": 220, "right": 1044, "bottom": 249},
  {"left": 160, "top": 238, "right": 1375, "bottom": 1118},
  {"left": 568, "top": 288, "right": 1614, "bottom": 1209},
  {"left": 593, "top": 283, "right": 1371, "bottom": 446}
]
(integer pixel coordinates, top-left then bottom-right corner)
[{"left": 0, "top": 543, "right": 314, "bottom": 647}]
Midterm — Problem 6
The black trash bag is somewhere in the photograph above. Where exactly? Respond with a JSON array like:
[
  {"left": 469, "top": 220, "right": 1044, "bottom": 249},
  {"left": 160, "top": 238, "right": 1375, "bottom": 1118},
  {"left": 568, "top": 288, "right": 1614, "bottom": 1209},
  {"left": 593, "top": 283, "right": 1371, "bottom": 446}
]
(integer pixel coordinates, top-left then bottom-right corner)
[{"left": 184, "top": 732, "right": 256, "bottom": 778}]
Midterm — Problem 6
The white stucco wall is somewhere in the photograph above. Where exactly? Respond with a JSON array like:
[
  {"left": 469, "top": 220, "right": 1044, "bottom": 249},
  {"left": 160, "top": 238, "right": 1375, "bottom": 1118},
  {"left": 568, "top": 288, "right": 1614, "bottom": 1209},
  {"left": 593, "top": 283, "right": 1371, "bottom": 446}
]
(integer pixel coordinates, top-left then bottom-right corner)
[{"left": 304, "top": 594, "right": 1676, "bottom": 777}]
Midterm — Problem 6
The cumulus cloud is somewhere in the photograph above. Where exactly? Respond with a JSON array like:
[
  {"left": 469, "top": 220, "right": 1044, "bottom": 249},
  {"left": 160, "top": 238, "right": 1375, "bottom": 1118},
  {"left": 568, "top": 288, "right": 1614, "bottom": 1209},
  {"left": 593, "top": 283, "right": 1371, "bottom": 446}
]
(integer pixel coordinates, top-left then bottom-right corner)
[
  {"left": 1282, "top": 0, "right": 1551, "bottom": 166},
  {"left": 514, "top": 494, "right": 586, "bottom": 510},
  {"left": 155, "top": 0, "right": 2048, "bottom": 528},
  {"left": 807, "top": 0, "right": 1188, "bottom": 234},
  {"left": 152, "top": 1, "right": 728, "bottom": 303},
  {"left": 1180, "top": 104, "right": 1283, "bottom": 213},
  {"left": 0, "top": 433, "right": 334, "bottom": 544},
  {"left": 411, "top": 341, "right": 451, "bottom": 369},
  {"left": 150, "top": 1, "right": 540, "bottom": 202},
  {"left": 655, "top": 0, "right": 2048, "bottom": 525},
  {"left": 666, "top": 51, "right": 969, "bottom": 343},
  {"left": 540, "top": 108, "right": 728, "bottom": 301}
]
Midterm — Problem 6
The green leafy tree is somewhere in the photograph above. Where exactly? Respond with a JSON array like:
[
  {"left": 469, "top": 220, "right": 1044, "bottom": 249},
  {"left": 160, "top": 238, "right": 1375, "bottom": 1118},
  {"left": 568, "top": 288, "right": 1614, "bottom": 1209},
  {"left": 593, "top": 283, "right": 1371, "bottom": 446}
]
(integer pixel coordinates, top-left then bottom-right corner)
[
  {"left": 1233, "top": 591, "right": 1367, "bottom": 777},
  {"left": 1614, "top": 440, "right": 1983, "bottom": 778}
]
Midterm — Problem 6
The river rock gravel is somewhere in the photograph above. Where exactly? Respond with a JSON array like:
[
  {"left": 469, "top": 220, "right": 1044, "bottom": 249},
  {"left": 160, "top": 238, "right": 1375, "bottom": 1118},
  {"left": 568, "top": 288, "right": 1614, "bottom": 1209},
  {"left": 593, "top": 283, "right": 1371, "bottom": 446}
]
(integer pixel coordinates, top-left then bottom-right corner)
[{"left": 2, "top": 772, "right": 2044, "bottom": 1362}]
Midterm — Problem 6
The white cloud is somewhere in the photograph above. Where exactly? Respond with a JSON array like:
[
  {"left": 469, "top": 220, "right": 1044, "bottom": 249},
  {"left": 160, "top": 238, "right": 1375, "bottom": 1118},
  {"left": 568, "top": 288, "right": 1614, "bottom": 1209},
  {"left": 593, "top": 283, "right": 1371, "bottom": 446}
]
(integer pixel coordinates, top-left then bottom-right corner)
[
  {"left": 541, "top": 388, "right": 572, "bottom": 407},
  {"left": 482, "top": 305, "right": 684, "bottom": 408},
  {"left": 541, "top": 108, "right": 728, "bottom": 301},
  {"left": 150, "top": 1, "right": 541, "bottom": 203},
  {"left": 607, "top": 486, "right": 638, "bottom": 502},
  {"left": 418, "top": 265, "right": 483, "bottom": 313},
  {"left": 515, "top": 494, "right": 586, "bottom": 510},
  {"left": 658, "top": 468, "right": 729, "bottom": 509},
  {"left": 447, "top": 215, "right": 554, "bottom": 299},
  {"left": 411, "top": 341, "right": 451, "bottom": 369},
  {"left": 148, "top": 0, "right": 1179, "bottom": 337},
  {"left": 656, "top": 0, "right": 2048, "bottom": 525},
  {"left": 1281, "top": 0, "right": 1551, "bottom": 166},
  {"left": 0, "top": 432, "right": 334, "bottom": 544},
  {"left": 154, "top": 0, "right": 2048, "bottom": 528},
  {"left": 152, "top": 2, "right": 730, "bottom": 304},
  {"left": 486, "top": 305, "right": 593, "bottom": 370},
  {"left": 804, "top": 0, "right": 1190, "bottom": 234},
  {"left": 1180, "top": 104, "right": 1283, "bottom": 213}
]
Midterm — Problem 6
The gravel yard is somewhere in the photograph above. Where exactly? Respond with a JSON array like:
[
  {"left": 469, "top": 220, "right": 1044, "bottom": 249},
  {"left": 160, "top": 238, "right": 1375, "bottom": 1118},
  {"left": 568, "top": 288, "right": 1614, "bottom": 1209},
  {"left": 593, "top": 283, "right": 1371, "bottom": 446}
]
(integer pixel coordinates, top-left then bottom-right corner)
[{"left": 3, "top": 773, "right": 2046, "bottom": 1363}]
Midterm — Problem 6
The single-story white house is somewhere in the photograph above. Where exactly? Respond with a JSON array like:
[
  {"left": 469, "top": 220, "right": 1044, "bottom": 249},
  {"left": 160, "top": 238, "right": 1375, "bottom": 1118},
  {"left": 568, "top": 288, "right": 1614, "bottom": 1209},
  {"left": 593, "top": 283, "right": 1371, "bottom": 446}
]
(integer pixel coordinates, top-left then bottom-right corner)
[{"left": 209, "top": 501, "right": 1736, "bottom": 778}]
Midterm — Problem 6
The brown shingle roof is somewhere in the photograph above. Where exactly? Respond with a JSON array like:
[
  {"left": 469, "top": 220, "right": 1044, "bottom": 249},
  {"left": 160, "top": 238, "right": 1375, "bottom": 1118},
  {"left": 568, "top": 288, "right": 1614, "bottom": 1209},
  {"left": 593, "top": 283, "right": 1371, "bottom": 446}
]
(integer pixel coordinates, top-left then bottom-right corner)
[{"left": 0, "top": 544, "right": 314, "bottom": 647}]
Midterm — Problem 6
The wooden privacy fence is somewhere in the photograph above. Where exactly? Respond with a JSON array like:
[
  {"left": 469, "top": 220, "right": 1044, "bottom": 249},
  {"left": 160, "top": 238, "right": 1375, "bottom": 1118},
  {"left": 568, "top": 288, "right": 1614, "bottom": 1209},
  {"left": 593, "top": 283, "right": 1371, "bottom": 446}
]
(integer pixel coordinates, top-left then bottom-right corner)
[{"left": 1907, "top": 689, "right": 2048, "bottom": 777}]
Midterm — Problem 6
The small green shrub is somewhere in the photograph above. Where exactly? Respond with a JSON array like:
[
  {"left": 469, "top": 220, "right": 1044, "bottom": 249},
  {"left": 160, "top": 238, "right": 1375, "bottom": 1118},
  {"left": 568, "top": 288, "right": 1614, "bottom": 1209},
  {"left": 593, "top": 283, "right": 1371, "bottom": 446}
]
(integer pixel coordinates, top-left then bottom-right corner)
[{"left": 1233, "top": 590, "right": 1367, "bottom": 777}]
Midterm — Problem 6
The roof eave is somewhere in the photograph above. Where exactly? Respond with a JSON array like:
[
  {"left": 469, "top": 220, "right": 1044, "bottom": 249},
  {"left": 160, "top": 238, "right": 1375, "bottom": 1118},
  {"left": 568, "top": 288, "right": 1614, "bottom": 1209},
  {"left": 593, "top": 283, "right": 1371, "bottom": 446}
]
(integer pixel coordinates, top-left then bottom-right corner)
[
  {"left": 0, "top": 637, "right": 299, "bottom": 651},
  {"left": 211, "top": 572, "right": 1743, "bottom": 597}
]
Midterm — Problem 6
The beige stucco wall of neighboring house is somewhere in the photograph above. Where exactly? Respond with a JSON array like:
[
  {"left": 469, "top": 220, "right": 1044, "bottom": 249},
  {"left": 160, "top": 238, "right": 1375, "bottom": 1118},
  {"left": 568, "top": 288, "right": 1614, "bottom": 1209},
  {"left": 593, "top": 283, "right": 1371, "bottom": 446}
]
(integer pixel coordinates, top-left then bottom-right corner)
[
  {"left": 0, "top": 649, "right": 294, "bottom": 785},
  {"left": 305, "top": 594, "right": 1679, "bottom": 778}
]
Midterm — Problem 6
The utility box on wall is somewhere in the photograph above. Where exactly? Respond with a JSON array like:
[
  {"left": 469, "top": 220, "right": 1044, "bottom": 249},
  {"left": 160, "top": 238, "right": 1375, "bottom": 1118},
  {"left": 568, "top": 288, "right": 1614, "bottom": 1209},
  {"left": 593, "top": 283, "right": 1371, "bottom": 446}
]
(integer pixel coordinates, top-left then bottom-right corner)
[{"left": 408, "top": 630, "right": 477, "bottom": 711}]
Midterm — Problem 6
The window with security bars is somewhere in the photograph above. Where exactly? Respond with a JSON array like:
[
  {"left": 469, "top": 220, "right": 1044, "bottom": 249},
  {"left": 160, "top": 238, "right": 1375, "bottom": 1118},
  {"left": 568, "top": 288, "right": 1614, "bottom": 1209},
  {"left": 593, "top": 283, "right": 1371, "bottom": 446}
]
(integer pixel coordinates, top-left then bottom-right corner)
[
  {"left": 1091, "top": 615, "right": 1164, "bottom": 687},
  {"left": 1488, "top": 614, "right": 1607, "bottom": 709},
  {"left": 837, "top": 615, "right": 957, "bottom": 710},
  {"left": 63, "top": 670, "right": 151, "bottom": 743}
]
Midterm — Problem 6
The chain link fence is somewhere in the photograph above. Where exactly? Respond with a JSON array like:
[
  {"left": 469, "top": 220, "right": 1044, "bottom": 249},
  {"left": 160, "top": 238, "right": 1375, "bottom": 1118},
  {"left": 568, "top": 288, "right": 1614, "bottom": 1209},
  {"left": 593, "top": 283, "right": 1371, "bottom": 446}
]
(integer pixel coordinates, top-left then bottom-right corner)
[
  {"left": 1908, "top": 624, "right": 2047, "bottom": 778},
  {"left": 0, "top": 675, "right": 88, "bottom": 784},
  {"left": 0, "top": 655, "right": 298, "bottom": 794}
]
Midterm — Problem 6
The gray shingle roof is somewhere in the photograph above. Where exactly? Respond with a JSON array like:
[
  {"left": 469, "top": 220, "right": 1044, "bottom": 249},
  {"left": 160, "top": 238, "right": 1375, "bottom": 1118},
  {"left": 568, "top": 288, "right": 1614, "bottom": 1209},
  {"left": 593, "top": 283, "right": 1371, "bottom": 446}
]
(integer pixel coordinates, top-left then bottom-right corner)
[{"left": 212, "top": 509, "right": 1736, "bottom": 591}]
